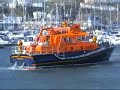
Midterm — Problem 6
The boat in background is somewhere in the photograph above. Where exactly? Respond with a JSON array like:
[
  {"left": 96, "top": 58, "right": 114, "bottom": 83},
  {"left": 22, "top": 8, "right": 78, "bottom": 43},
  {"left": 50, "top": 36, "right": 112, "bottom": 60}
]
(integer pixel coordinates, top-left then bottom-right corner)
[
  {"left": 10, "top": 22, "right": 115, "bottom": 68},
  {"left": 8, "top": 31, "right": 24, "bottom": 40},
  {"left": 93, "top": 30, "right": 110, "bottom": 42},
  {"left": 0, "top": 33, "right": 11, "bottom": 46},
  {"left": 22, "top": 35, "right": 36, "bottom": 46},
  {"left": 109, "top": 34, "right": 120, "bottom": 45},
  {"left": 108, "top": 31, "right": 120, "bottom": 45}
]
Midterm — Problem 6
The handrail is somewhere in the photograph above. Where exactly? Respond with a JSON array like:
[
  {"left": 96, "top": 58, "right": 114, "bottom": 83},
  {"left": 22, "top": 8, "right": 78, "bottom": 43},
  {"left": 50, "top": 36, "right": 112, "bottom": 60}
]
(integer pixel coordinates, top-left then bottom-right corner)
[{"left": 11, "top": 46, "right": 26, "bottom": 54}]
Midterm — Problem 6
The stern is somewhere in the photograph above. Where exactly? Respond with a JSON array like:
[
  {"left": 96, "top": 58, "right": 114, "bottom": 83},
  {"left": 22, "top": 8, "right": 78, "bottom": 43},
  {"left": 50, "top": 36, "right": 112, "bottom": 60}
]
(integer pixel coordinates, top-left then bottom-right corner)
[{"left": 10, "top": 54, "right": 36, "bottom": 67}]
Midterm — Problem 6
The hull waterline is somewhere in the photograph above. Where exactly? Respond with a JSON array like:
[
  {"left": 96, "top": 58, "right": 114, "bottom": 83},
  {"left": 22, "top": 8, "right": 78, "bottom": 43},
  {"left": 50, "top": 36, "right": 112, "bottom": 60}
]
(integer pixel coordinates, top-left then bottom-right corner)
[{"left": 10, "top": 46, "right": 115, "bottom": 67}]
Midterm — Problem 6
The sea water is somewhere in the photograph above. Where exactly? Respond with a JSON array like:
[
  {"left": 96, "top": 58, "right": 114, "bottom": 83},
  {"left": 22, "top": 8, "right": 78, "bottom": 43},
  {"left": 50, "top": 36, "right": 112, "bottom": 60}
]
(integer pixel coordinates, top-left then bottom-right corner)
[{"left": 0, "top": 46, "right": 120, "bottom": 89}]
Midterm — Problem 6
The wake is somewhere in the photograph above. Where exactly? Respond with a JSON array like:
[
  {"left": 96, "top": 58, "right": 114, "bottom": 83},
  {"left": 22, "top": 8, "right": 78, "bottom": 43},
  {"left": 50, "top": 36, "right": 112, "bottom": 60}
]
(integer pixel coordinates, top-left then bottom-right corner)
[{"left": 0, "top": 62, "right": 38, "bottom": 71}]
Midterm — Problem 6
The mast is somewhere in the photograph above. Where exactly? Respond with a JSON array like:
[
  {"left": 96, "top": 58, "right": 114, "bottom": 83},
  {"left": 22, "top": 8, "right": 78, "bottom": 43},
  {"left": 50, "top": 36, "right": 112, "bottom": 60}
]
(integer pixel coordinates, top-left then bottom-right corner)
[
  {"left": 70, "top": 0, "right": 72, "bottom": 16},
  {"left": 23, "top": 0, "right": 26, "bottom": 31},
  {"left": 78, "top": 5, "right": 80, "bottom": 24},
  {"left": 80, "top": 3, "right": 82, "bottom": 27},
  {"left": 43, "top": 0, "right": 45, "bottom": 28},
  {"left": 86, "top": 6, "right": 88, "bottom": 26},
  {"left": 109, "top": 5, "right": 112, "bottom": 31},
  {"left": 100, "top": 3, "right": 102, "bottom": 31},
  {"left": 93, "top": 4, "right": 95, "bottom": 30},
  {"left": 70, "top": 0, "right": 72, "bottom": 17},
  {"left": 117, "top": 3, "right": 119, "bottom": 30},
  {"left": 50, "top": 8, "right": 53, "bottom": 27},
  {"left": 10, "top": 1, "right": 15, "bottom": 31},
  {"left": 55, "top": 3, "right": 58, "bottom": 26},
  {"left": 2, "top": 3, "right": 5, "bottom": 31},
  {"left": 63, "top": 1, "right": 66, "bottom": 21}
]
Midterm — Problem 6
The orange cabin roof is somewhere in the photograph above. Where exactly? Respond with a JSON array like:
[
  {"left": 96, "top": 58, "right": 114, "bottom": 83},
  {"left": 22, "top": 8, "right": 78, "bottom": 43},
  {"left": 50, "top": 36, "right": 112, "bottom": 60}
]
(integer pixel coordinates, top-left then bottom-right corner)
[
  {"left": 59, "top": 32, "right": 89, "bottom": 37},
  {"left": 38, "top": 24, "right": 85, "bottom": 36}
]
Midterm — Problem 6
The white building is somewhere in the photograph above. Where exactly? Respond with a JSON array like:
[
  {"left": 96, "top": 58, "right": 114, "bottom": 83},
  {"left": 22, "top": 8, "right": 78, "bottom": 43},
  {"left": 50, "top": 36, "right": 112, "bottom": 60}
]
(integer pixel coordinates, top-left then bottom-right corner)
[{"left": 84, "top": 0, "right": 120, "bottom": 4}]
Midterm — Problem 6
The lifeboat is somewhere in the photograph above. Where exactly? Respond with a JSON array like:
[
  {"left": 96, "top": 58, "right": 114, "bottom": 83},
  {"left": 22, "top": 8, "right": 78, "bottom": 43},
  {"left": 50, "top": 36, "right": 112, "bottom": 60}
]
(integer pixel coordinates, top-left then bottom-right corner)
[{"left": 10, "top": 22, "right": 115, "bottom": 67}]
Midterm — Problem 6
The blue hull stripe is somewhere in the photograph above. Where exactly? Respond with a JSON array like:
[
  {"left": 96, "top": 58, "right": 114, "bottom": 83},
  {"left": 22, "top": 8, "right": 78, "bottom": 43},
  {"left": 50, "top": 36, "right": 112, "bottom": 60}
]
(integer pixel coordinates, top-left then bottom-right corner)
[{"left": 10, "top": 47, "right": 115, "bottom": 66}]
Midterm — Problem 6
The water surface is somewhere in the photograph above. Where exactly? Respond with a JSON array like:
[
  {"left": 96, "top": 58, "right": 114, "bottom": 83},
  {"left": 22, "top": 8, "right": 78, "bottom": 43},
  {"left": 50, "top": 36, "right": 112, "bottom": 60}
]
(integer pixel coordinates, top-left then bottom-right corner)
[{"left": 0, "top": 46, "right": 120, "bottom": 89}]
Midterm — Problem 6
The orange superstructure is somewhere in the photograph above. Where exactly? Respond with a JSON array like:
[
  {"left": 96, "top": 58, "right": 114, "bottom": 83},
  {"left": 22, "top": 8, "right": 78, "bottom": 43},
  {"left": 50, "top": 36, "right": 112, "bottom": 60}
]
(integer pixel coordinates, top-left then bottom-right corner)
[
  {"left": 23, "top": 23, "right": 98, "bottom": 54},
  {"left": 10, "top": 22, "right": 115, "bottom": 67}
]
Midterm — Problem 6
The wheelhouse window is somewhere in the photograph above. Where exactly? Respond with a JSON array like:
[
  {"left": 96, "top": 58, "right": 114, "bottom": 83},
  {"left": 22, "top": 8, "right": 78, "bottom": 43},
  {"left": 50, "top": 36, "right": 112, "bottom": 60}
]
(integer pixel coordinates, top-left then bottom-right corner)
[
  {"left": 64, "top": 37, "right": 72, "bottom": 43},
  {"left": 42, "top": 30, "right": 47, "bottom": 36},
  {"left": 77, "top": 36, "right": 89, "bottom": 41},
  {"left": 77, "top": 36, "right": 82, "bottom": 41},
  {"left": 77, "top": 36, "right": 85, "bottom": 41}
]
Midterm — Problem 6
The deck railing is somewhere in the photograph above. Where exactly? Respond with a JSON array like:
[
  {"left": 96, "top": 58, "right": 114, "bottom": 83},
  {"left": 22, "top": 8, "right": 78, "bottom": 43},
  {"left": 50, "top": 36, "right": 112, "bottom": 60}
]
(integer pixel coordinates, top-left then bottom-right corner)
[
  {"left": 11, "top": 46, "right": 26, "bottom": 54},
  {"left": 11, "top": 45, "right": 55, "bottom": 55}
]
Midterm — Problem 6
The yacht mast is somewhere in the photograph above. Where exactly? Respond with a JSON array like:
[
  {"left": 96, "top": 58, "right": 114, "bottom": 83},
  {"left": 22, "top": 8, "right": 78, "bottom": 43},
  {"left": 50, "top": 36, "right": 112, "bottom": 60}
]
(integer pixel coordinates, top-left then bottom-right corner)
[
  {"left": 50, "top": 8, "right": 53, "bottom": 27},
  {"left": 43, "top": 0, "right": 45, "bottom": 28},
  {"left": 117, "top": 3, "right": 119, "bottom": 30},
  {"left": 2, "top": 4, "right": 5, "bottom": 31},
  {"left": 86, "top": 6, "right": 88, "bottom": 27},
  {"left": 80, "top": 3, "right": 82, "bottom": 26},
  {"left": 63, "top": 1, "right": 66, "bottom": 21},
  {"left": 70, "top": 0, "right": 72, "bottom": 17},
  {"left": 55, "top": 3, "right": 58, "bottom": 26},
  {"left": 100, "top": 3, "right": 102, "bottom": 31},
  {"left": 10, "top": 3, "right": 14, "bottom": 31},
  {"left": 109, "top": 4, "right": 112, "bottom": 31},
  {"left": 23, "top": 0, "right": 26, "bottom": 31},
  {"left": 93, "top": 4, "right": 96, "bottom": 30},
  {"left": 78, "top": 4, "right": 80, "bottom": 24}
]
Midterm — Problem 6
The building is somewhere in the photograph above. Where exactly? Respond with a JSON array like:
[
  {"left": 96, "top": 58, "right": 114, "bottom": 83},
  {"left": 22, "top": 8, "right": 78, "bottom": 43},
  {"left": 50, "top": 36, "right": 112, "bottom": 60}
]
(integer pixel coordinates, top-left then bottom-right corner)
[{"left": 84, "top": 0, "right": 120, "bottom": 4}]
